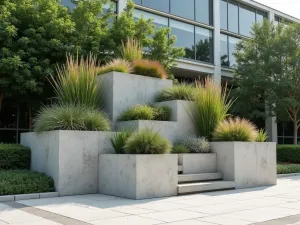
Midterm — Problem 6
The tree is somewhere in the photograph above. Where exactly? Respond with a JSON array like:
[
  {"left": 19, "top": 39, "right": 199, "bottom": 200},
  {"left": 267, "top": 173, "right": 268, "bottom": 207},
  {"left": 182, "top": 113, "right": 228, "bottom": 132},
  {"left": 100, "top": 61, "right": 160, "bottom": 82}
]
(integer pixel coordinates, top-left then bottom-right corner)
[{"left": 233, "top": 20, "right": 300, "bottom": 144}]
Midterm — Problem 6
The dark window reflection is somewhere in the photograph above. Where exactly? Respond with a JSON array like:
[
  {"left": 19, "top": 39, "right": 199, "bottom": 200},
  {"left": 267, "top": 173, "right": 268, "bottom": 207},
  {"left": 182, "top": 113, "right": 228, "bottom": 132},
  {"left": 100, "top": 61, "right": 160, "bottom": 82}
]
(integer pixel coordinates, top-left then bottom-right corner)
[
  {"left": 195, "top": 27, "right": 213, "bottom": 63},
  {"left": 170, "top": 0, "right": 194, "bottom": 21},
  {"left": 283, "top": 122, "right": 293, "bottom": 136},
  {"left": 143, "top": 0, "right": 170, "bottom": 13},
  {"left": 0, "top": 130, "right": 17, "bottom": 143},
  {"left": 228, "top": 0, "right": 239, "bottom": 33},
  {"left": 278, "top": 137, "right": 284, "bottom": 145},
  {"left": 220, "top": 34, "right": 229, "bottom": 67},
  {"left": 19, "top": 103, "right": 30, "bottom": 129},
  {"left": 239, "top": 5, "right": 255, "bottom": 36},
  {"left": 220, "top": 0, "right": 228, "bottom": 30},
  {"left": 170, "top": 20, "right": 195, "bottom": 60},
  {"left": 228, "top": 36, "right": 239, "bottom": 68},
  {"left": 196, "top": 0, "right": 212, "bottom": 25},
  {"left": 0, "top": 101, "right": 17, "bottom": 129}
]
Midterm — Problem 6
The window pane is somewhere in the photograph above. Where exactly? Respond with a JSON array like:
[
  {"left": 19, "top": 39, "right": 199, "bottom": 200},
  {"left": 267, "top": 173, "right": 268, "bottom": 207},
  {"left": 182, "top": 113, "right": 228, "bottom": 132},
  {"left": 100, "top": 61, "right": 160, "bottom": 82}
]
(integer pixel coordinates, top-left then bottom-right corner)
[
  {"left": 195, "top": 27, "right": 213, "bottom": 63},
  {"left": 170, "top": 20, "right": 195, "bottom": 59},
  {"left": 256, "top": 10, "right": 267, "bottom": 24},
  {"left": 228, "top": 36, "right": 239, "bottom": 68},
  {"left": 0, "top": 130, "right": 17, "bottom": 143},
  {"left": 18, "top": 103, "right": 30, "bottom": 129},
  {"left": 143, "top": 0, "right": 169, "bottom": 13},
  {"left": 61, "top": 0, "right": 76, "bottom": 10},
  {"left": 170, "top": 0, "right": 194, "bottom": 20},
  {"left": 0, "top": 101, "right": 17, "bottom": 129},
  {"left": 220, "top": 34, "right": 229, "bottom": 67},
  {"left": 133, "top": 0, "right": 142, "bottom": 5},
  {"left": 239, "top": 5, "right": 256, "bottom": 36},
  {"left": 228, "top": 0, "right": 238, "bottom": 33},
  {"left": 195, "top": 0, "right": 212, "bottom": 25},
  {"left": 134, "top": 9, "right": 169, "bottom": 29},
  {"left": 220, "top": 0, "right": 228, "bottom": 30}
]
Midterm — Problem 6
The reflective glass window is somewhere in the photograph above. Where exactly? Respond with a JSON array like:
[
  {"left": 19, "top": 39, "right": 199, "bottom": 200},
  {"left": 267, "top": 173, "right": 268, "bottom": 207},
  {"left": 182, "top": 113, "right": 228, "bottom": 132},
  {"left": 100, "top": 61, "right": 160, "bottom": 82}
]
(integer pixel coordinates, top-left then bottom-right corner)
[
  {"left": 195, "top": 27, "right": 213, "bottom": 63},
  {"left": 0, "top": 101, "right": 17, "bottom": 129},
  {"left": 61, "top": 0, "right": 76, "bottom": 10},
  {"left": 133, "top": 0, "right": 142, "bottom": 5},
  {"left": 239, "top": 5, "right": 256, "bottom": 36},
  {"left": 143, "top": 0, "right": 170, "bottom": 13},
  {"left": 134, "top": 9, "right": 169, "bottom": 29},
  {"left": 220, "top": 34, "right": 229, "bottom": 67},
  {"left": 256, "top": 10, "right": 267, "bottom": 24},
  {"left": 228, "top": 0, "right": 238, "bottom": 33},
  {"left": 195, "top": 0, "right": 212, "bottom": 25},
  {"left": 220, "top": 0, "right": 228, "bottom": 30},
  {"left": 170, "top": 0, "right": 194, "bottom": 20},
  {"left": 0, "top": 130, "right": 17, "bottom": 143},
  {"left": 228, "top": 36, "right": 239, "bottom": 68},
  {"left": 170, "top": 20, "right": 195, "bottom": 59}
]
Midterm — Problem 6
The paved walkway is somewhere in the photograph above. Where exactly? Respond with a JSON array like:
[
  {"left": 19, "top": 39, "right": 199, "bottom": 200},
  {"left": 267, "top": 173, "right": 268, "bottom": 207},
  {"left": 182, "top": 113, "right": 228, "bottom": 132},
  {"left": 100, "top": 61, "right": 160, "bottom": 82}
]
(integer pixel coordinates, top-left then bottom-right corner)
[{"left": 2, "top": 176, "right": 300, "bottom": 225}]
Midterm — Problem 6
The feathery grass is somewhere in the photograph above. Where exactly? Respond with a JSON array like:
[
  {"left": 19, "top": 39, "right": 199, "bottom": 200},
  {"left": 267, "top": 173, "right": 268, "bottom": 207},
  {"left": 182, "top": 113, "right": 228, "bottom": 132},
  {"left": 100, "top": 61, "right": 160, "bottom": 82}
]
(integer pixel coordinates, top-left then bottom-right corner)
[
  {"left": 121, "top": 38, "right": 143, "bottom": 62},
  {"left": 172, "top": 145, "right": 190, "bottom": 154},
  {"left": 98, "top": 58, "right": 133, "bottom": 75},
  {"left": 109, "top": 131, "right": 132, "bottom": 154},
  {"left": 156, "top": 83, "right": 196, "bottom": 102},
  {"left": 133, "top": 59, "right": 168, "bottom": 79}
]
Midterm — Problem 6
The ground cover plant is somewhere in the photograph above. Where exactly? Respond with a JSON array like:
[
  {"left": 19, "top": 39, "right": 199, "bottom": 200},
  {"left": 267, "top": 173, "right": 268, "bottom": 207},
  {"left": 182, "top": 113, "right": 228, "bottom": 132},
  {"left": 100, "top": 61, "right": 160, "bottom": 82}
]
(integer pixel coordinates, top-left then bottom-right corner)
[
  {"left": 180, "top": 136, "right": 211, "bottom": 153},
  {"left": 277, "top": 164, "right": 300, "bottom": 174}
]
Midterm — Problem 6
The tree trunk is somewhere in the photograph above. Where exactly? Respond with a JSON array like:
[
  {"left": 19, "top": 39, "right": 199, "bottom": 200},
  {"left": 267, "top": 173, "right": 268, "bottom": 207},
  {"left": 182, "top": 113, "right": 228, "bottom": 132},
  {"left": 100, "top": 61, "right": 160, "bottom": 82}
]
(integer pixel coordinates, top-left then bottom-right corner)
[{"left": 294, "top": 120, "right": 298, "bottom": 145}]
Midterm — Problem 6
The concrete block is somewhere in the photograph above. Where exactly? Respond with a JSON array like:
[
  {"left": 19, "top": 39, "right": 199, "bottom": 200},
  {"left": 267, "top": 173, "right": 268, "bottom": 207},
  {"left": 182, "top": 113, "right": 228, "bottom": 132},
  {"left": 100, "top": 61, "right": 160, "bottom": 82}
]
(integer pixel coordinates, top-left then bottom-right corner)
[
  {"left": 15, "top": 193, "right": 39, "bottom": 201},
  {"left": 39, "top": 192, "right": 59, "bottom": 199},
  {"left": 178, "top": 153, "right": 217, "bottom": 174},
  {"left": 0, "top": 195, "right": 14, "bottom": 202},
  {"left": 99, "top": 154, "right": 178, "bottom": 199},
  {"left": 211, "top": 142, "right": 277, "bottom": 189}
]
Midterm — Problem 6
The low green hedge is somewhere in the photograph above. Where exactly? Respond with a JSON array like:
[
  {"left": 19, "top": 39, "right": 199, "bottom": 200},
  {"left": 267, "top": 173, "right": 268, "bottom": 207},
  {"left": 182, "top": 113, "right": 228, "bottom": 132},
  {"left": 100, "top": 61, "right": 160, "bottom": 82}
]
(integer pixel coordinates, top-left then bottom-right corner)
[
  {"left": 0, "top": 170, "right": 54, "bottom": 196},
  {"left": 0, "top": 144, "right": 31, "bottom": 170},
  {"left": 277, "top": 164, "right": 300, "bottom": 174},
  {"left": 277, "top": 145, "right": 300, "bottom": 163}
]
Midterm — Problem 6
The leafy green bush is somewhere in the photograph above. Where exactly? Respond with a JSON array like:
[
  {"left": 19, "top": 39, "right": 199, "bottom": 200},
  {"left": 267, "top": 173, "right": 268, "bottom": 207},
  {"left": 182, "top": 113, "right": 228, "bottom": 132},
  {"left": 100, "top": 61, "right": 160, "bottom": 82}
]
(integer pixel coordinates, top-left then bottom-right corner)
[
  {"left": 212, "top": 117, "right": 258, "bottom": 142},
  {"left": 34, "top": 104, "right": 111, "bottom": 132},
  {"left": 124, "top": 129, "right": 171, "bottom": 154},
  {"left": 0, "top": 144, "right": 30, "bottom": 170},
  {"left": 277, "top": 164, "right": 300, "bottom": 174},
  {"left": 256, "top": 129, "right": 268, "bottom": 142},
  {"left": 189, "top": 78, "right": 234, "bottom": 139},
  {"left": 172, "top": 145, "right": 189, "bottom": 154},
  {"left": 121, "top": 38, "right": 143, "bottom": 62},
  {"left": 0, "top": 170, "right": 54, "bottom": 196},
  {"left": 277, "top": 145, "right": 300, "bottom": 163},
  {"left": 156, "top": 83, "right": 196, "bottom": 102},
  {"left": 109, "top": 131, "right": 132, "bottom": 154},
  {"left": 180, "top": 136, "right": 211, "bottom": 153},
  {"left": 98, "top": 59, "right": 133, "bottom": 75},
  {"left": 119, "top": 105, "right": 171, "bottom": 121},
  {"left": 133, "top": 59, "right": 168, "bottom": 79}
]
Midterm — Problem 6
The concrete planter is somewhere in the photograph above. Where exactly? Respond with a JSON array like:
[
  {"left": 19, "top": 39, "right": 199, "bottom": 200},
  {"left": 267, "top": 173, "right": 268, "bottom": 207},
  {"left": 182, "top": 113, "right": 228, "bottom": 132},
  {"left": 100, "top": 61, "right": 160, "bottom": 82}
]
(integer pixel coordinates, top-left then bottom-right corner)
[
  {"left": 21, "top": 131, "right": 114, "bottom": 196},
  {"left": 99, "top": 154, "right": 178, "bottom": 199},
  {"left": 211, "top": 142, "right": 277, "bottom": 188},
  {"left": 178, "top": 153, "right": 217, "bottom": 174}
]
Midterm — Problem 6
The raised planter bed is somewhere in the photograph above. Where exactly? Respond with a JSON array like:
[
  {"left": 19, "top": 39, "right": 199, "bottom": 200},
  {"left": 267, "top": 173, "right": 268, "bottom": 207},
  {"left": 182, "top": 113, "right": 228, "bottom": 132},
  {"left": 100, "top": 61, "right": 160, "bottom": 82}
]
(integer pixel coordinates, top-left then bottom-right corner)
[
  {"left": 178, "top": 153, "right": 217, "bottom": 174},
  {"left": 211, "top": 142, "right": 277, "bottom": 188},
  {"left": 99, "top": 154, "right": 178, "bottom": 199}
]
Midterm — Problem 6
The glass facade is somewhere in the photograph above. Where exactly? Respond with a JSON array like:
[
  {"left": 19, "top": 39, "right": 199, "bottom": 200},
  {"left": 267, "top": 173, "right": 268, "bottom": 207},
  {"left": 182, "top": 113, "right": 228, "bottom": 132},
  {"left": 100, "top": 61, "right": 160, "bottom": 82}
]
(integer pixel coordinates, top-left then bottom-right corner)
[
  {"left": 220, "top": 0, "right": 228, "bottom": 30},
  {"left": 239, "top": 5, "right": 256, "bottom": 36},
  {"left": 220, "top": 34, "right": 240, "bottom": 68},
  {"left": 278, "top": 122, "right": 300, "bottom": 144},
  {"left": 143, "top": 0, "right": 169, "bottom": 13},
  {"left": 134, "top": 9, "right": 169, "bottom": 29}
]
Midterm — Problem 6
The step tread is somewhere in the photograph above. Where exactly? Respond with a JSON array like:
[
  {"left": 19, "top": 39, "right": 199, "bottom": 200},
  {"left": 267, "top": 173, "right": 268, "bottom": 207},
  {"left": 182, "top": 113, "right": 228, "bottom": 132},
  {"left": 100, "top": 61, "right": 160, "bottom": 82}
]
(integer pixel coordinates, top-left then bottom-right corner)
[
  {"left": 178, "top": 181, "right": 235, "bottom": 194},
  {"left": 178, "top": 173, "right": 222, "bottom": 183}
]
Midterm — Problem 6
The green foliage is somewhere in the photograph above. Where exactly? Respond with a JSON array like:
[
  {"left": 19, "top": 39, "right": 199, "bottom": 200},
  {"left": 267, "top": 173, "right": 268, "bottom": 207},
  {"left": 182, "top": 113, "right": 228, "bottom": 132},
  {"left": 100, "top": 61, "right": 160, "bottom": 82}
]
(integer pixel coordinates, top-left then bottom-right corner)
[
  {"left": 256, "top": 129, "right": 268, "bottom": 142},
  {"left": 120, "top": 38, "right": 143, "bottom": 62},
  {"left": 34, "top": 104, "right": 111, "bottom": 132},
  {"left": 189, "top": 78, "right": 234, "bottom": 139},
  {"left": 180, "top": 136, "right": 211, "bottom": 153},
  {"left": 0, "top": 144, "right": 30, "bottom": 170},
  {"left": 212, "top": 117, "right": 258, "bottom": 142},
  {"left": 98, "top": 59, "right": 133, "bottom": 75},
  {"left": 277, "top": 164, "right": 300, "bottom": 174},
  {"left": 277, "top": 145, "right": 300, "bottom": 163},
  {"left": 0, "top": 170, "right": 54, "bottom": 195},
  {"left": 52, "top": 54, "right": 101, "bottom": 108},
  {"left": 124, "top": 129, "right": 171, "bottom": 154},
  {"left": 156, "top": 83, "right": 196, "bottom": 102},
  {"left": 172, "top": 145, "right": 190, "bottom": 154},
  {"left": 109, "top": 131, "right": 132, "bottom": 154},
  {"left": 119, "top": 105, "right": 171, "bottom": 121},
  {"left": 133, "top": 59, "right": 168, "bottom": 79}
]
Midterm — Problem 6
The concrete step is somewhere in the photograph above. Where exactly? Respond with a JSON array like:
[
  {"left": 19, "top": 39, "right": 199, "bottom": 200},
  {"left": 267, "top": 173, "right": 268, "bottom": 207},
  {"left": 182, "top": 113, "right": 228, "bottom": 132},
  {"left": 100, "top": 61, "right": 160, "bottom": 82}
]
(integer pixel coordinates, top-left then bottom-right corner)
[
  {"left": 178, "top": 165, "right": 183, "bottom": 173},
  {"left": 178, "top": 181, "right": 235, "bottom": 194},
  {"left": 178, "top": 173, "right": 222, "bottom": 183}
]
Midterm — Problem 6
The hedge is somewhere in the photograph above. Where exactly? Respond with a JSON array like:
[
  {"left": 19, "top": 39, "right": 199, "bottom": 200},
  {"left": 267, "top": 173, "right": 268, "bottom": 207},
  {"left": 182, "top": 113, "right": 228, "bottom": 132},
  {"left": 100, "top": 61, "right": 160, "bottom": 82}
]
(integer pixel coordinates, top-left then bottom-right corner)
[
  {"left": 277, "top": 145, "right": 300, "bottom": 164},
  {"left": 277, "top": 164, "right": 300, "bottom": 174},
  {"left": 0, "top": 144, "right": 31, "bottom": 170},
  {"left": 0, "top": 170, "right": 54, "bottom": 196}
]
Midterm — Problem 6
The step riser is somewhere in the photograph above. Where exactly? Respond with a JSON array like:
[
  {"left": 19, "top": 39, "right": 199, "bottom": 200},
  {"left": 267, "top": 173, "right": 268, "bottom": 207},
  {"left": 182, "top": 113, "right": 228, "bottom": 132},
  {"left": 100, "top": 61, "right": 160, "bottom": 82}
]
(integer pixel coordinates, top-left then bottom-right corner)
[
  {"left": 178, "top": 181, "right": 235, "bottom": 194},
  {"left": 178, "top": 173, "right": 222, "bottom": 183}
]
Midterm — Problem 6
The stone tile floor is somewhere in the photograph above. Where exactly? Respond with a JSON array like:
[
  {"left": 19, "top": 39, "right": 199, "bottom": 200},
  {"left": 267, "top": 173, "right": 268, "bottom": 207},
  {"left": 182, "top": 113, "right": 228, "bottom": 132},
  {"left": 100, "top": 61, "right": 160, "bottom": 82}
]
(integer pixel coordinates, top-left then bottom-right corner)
[{"left": 2, "top": 176, "right": 300, "bottom": 225}]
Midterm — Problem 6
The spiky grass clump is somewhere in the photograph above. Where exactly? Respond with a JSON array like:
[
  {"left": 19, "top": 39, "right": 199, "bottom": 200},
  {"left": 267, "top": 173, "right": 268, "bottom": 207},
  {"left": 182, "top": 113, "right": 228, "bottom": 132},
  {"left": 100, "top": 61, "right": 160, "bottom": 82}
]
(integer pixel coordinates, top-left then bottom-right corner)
[
  {"left": 133, "top": 59, "right": 168, "bottom": 79},
  {"left": 256, "top": 129, "right": 268, "bottom": 142},
  {"left": 156, "top": 83, "right": 196, "bottom": 102},
  {"left": 124, "top": 129, "right": 171, "bottom": 154},
  {"left": 34, "top": 104, "right": 111, "bottom": 132},
  {"left": 212, "top": 117, "right": 258, "bottom": 142},
  {"left": 121, "top": 38, "right": 143, "bottom": 62},
  {"left": 172, "top": 145, "right": 190, "bottom": 154},
  {"left": 181, "top": 136, "right": 211, "bottom": 153},
  {"left": 52, "top": 54, "right": 101, "bottom": 109},
  {"left": 109, "top": 131, "right": 132, "bottom": 154},
  {"left": 189, "top": 78, "right": 234, "bottom": 139},
  {"left": 98, "top": 59, "right": 133, "bottom": 75},
  {"left": 154, "top": 106, "right": 171, "bottom": 121}
]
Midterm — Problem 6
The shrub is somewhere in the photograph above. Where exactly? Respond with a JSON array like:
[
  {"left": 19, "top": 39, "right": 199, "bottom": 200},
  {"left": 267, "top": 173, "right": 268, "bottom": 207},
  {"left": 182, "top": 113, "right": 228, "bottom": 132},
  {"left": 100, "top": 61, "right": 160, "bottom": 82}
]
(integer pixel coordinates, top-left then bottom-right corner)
[
  {"left": 156, "top": 83, "right": 196, "bottom": 102},
  {"left": 189, "top": 78, "right": 234, "bottom": 139},
  {"left": 172, "top": 145, "right": 189, "bottom": 154},
  {"left": 52, "top": 54, "right": 101, "bottom": 108},
  {"left": 256, "top": 129, "right": 268, "bottom": 142},
  {"left": 109, "top": 131, "right": 132, "bottom": 154},
  {"left": 0, "top": 170, "right": 54, "bottom": 195},
  {"left": 121, "top": 38, "right": 143, "bottom": 62},
  {"left": 212, "top": 117, "right": 258, "bottom": 142},
  {"left": 0, "top": 144, "right": 30, "bottom": 170},
  {"left": 277, "top": 164, "right": 300, "bottom": 174},
  {"left": 124, "top": 129, "right": 171, "bottom": 154},
  {"left": 180, "top": 136, "right": 211, "bottom": 153},
  {"left": 98, "top": 58, "right": 133, "bottom": 75},
  {"left": 277, "top": 145, "right": 300, "bottom": 163},
  {"left": 34, "top": 104, "right": 111, "bottom": 132},
  {"left": 133, "top": 59, "right": 167, "bottom": 79},
  {"left": 154, "top": 106, "right": 171, "bottom": 121}
]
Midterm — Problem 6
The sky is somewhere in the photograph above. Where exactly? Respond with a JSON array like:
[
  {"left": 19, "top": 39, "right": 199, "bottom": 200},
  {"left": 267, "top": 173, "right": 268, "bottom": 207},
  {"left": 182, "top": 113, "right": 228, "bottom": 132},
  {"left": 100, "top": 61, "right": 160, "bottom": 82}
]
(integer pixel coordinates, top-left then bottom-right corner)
[{"left": 256, "top": 0, "right": 299, "bottom": 19}]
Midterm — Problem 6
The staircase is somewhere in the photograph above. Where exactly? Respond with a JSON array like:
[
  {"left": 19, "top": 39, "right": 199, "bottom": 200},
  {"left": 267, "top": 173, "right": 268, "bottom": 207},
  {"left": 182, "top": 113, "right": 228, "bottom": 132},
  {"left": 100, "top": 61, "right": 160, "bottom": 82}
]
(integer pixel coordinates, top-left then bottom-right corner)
[{"left": 177, "top": 164, "right": 235, "bottom": 194}]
